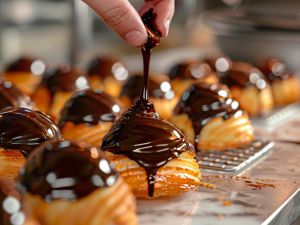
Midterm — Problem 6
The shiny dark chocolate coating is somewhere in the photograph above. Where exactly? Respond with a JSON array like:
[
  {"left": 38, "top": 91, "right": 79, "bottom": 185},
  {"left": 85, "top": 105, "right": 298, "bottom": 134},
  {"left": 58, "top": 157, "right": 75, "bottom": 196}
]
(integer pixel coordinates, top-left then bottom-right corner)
[
  {"left": 0, "top": 108, "right": 61, "bottom": 156},
  {"left": 42, "top": 65, "right": 89, "bottom": 96},
  {"left": 0, "top": 81, "right": 34, "bottom": 110},
  {"left": 19, "top": 140, "right": 118, "bottom": 201},
  {"left": 58, "top": 89, "right": 120, "bottom": 127},
  {"left": 0, "top": 179, "right": 25, "bottom": 225},
  {"left": 259, "top": 58, "right": 292, "bottom": 83},
  {"left": 168, "top": 61, "right": 214, "bottom": 80},
  {"left": 174, "top": 82, "right": 242, "bottom": 147},
  {"left": 120, "top": 74, "right": 172, "bottom": 101},
  {"left": 102, "top": 99, "right": 194, "bottom": 197},
  {"left": 6, "top": 57, "right": 36, "bottom": 73}
]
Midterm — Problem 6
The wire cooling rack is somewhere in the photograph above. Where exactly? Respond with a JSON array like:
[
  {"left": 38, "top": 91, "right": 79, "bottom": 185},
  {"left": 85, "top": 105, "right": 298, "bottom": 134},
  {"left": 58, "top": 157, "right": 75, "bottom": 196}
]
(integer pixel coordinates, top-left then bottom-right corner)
[{"left": 197, "top": 140, "right": 274, "bottom": 173}]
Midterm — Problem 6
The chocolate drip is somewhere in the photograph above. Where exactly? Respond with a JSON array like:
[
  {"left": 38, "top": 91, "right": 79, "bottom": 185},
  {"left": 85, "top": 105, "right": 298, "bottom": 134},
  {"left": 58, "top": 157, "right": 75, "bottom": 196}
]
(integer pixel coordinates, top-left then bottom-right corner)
[
  {"left": 87, "top": 56, "right": 128, "bottom": 79},
  {"left": 0, "top": 179, "right": 25, "bottom": 225},
  {"left": 58, "top": 89, "right": 121, "bottom": 127},
  {"left": 120, "top": 74, "right": 173, "bottom": 101},
  {"left": 19, "top": 140, "right": 118, "bottom": 201},
  {"left": 259, "top": 58, "right": 292, "bottom": 83},
  {"left": 102, "top": 99, "right": 194, "bottom": 197},
  {"left": 174, "top": 82, "right": 242, "bottom": 147},
  {"left": 0, "top": 108, "right": 61, "bottom": 156},
  {"left": 0, "top": 81, "right": 34, "bottom": 110},
  {"left": 42, "top": 65, "right": 89, "bottom": 96},
  {"left": 168, "top": 61, "right": 214, "bottom": 80}
]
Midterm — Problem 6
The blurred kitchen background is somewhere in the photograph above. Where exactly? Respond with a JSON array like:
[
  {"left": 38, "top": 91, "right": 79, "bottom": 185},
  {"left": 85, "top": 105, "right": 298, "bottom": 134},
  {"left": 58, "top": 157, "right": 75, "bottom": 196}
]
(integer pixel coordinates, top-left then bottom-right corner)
[{"left": 0, "top": 0, "right": 300, "bottom": 72}]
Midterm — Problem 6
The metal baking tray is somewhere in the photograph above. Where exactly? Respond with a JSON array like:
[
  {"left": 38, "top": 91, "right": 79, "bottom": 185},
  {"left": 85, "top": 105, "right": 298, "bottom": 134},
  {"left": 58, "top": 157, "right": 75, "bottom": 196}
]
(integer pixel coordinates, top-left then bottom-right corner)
[{"left": 197, "top": 140, "right": 274, "bottom": 173}]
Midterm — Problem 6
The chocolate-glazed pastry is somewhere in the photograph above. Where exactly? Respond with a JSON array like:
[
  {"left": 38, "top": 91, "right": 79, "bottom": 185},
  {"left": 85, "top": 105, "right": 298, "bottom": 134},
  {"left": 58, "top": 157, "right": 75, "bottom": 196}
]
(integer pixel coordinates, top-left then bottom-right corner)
[
  {"left": 102, "top": 99, "right": 200, "bottom": 198},
  {"left": 32, "top": 65, "right": 89, "bottom": 119},
  {"left": 19, "top": 140, "right": 137, "bottom": 225},
  {"left": 0, "top": 108, "right": 61, "bottom": 179},
  {"left": 0, "top": 80, "right": 34, "bottom": 110},
  {"left": 0, "top": 179, "right": 39, "bottom": 225},
  {"left": 168, "top": 60, "right": 219, "bottom": 96},
  {"left": 171, "top": 82, "right": 254, "bottom": 151},
  {"left": 210, "top": 58, "right": 274, "bottom": 116},
  {"left": 120, "top": 73, "right": 177, "bottom": 119},
  {"left": 3, "top": 57, "right": 46, "bottom": 96},
  {"left": 86, "top": 56, "right": 128, "bottom": 97},
  {"left": 259, "top": 58, "right": 300, "bottom": 106},
  {"left": 58, "top": 89, "right": 122, "bottom": 147}
]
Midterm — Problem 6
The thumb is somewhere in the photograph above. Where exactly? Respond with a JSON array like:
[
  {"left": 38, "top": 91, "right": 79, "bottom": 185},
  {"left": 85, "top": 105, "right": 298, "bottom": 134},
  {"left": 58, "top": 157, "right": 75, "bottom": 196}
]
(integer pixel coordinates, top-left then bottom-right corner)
[{"left": 83, "top": 0, "right": 148, "bottom": 47}]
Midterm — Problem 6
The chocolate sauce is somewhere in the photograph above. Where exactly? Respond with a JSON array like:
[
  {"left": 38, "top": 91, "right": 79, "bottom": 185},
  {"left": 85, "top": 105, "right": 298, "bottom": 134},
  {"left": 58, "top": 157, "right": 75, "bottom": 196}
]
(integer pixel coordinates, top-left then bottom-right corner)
[
  {"left": 168, "top": 61, "right": 214, "bottom": 80},
  {"left": 0, "top": 81, "right": 34, "bottom": 110},
  {"left": 259, "top": 58, "right": 292, "bottom": 83},
  {"left": 87, "top": 56, "right": 128, "bottom": 79},
  {"left": 174, "top": 82, "right": 242, "bottom": 147},
  {"left": 58, "top": 89, "right": 121, "bottom": 127},
  {"left": 0, "top": 179, "right": 26, "bottom": 225},
  {"left": 0, "top": 108, "right": 61, "bottom": 156},
  {"left": 120, "top": 73, "right": 173, "bottom": 101},
  {"left": 19, "top": 140, "right": 118, "bottom": 201},
  {"left": 6, "top": 57, "right": 38, "bottom": 73},
  {"left": 102, "top": 99, "right": 194, "bottom": 197},
  {"left": 42, "top": 65, "right": 89, "bottom": 96}
]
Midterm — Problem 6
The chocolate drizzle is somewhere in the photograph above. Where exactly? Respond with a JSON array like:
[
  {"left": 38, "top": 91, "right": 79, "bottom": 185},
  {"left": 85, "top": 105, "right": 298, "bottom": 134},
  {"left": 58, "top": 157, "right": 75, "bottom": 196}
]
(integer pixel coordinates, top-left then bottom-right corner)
[
  {"left": 19, "top": 140, "right": 118, "bottom": 201},
  {"left": 259, "top": 58, "right": 292, "bottom": 83},
  {"left": 58, "top": 89, "right": 121, "bottom": 127},
  {"left": 102, "top": 99, "right": 194, "bottom": 197},
  {"left": 42, "top": 65, "right": 89, "bottom": 96},
  {"left": 0, "top": 179, "right": 25, "bottom": 225},
  {"left": 0, "top": 81, "right": 34, "bottom": 110},
  {"left": 120, "top": 73, "right": 173, "bottom": 101},
  {"left": 0, "top": 108, "right": 61, "bottom": 156},
  {"left": 174, "top": 82, "right": 242, "bottom": 147}
]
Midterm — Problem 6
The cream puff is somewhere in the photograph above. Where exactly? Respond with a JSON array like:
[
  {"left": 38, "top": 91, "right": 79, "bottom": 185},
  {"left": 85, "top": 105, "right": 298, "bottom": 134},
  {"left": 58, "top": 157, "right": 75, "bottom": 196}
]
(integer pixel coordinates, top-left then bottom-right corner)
[
  {"left": 0, "top": 108, "right": 61, "bottom": 179},
  {"left": 19, "top": 140, "right": 137, "bottom": 225},
  {"left": 58, "top": 89, "right": 122, "bottom": 147},
  {"left": 171, "top": 82, "right": 254, "bottom": 151},
  {"left": 2, "top": 57, "right": 46, "bottom": 96},
  {"left": 168, "top": 60, "right": 219, "bottom": 96},
  {"left": 86, "top": 56, "right": 129, "bottom": 97},
  {"left": 259, "top": 58, "right": 300, "bottom": 106},
  {"left": 32, "top": 65, "right": 89, "bottom": 119},
  {"left": 120, "top": 73, "right": 177, "bottom": 119}
]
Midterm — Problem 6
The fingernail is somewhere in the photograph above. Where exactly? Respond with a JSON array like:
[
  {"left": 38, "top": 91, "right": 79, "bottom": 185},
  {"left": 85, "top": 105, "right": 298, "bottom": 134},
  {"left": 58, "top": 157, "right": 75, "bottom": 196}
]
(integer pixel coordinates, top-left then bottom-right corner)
[
  {"left": 164, "top": 19, "right": 170, "bottom": 36},
  {"left": 125, "top": 30, "right": 147, "bottom": 47}
]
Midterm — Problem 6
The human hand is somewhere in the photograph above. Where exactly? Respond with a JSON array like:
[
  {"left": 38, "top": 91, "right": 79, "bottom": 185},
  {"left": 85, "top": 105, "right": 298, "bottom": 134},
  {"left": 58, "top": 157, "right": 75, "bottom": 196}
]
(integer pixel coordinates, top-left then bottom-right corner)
[{"left": 83, "top": 0, "right": 175, "bottom": 47}]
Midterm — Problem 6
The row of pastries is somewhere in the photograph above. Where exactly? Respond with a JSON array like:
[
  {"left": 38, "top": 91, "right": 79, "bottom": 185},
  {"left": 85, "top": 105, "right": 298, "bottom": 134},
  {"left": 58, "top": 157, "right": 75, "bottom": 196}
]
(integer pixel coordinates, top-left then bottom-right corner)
[{"left": 0, "top": 54, "right": 299, "bottom": 225}]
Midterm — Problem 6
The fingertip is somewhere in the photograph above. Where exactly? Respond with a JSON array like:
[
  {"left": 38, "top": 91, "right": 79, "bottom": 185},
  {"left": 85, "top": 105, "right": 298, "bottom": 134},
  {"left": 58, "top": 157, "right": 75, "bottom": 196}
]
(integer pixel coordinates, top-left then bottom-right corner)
[{"left": 125, "top": 30, "right": 148, "bottom": 47}]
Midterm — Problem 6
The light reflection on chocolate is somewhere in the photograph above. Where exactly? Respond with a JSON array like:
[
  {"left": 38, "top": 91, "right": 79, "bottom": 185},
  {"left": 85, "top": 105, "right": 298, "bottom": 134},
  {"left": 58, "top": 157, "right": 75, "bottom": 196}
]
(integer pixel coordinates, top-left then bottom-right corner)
[
  {"left": 5, "top": 57, "right": 46, "bottom": 76},
  {"left": 259, "top": 58, "right": 292, "bottom": 83}
]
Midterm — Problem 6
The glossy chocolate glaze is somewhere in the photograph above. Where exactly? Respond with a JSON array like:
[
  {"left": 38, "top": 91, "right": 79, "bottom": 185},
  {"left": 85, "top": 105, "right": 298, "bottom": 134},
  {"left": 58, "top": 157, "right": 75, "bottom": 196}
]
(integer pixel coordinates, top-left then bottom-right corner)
[
  {"left": 19, "top": 140, "right": 118, "bottom": 201},
  {"left": 0, "top": 81, "right": 34, "bottom": 110},
  {"left": 58, "top": 89, "right": 121, "bottom": 127},
  {"left": 87, "top": 56, "right": 128, "bottom": 80},
  {"left": 120, "top": 74, "right": 173, "bottom": 101},
  {"left": 168, "top": 61, "right": 214, "bottom": 80},
  {"left": 102, "top": 99, "right": 194, "bottom": 197},
  {"left": 6, "top": 57, "right": 38, "bottom": 73},
  {"left": 259, "top": 58, "right": 292, "bottom": 83},
  {"left": 42, "top": 65, "right": 89, "bottom": 96},
  {"left": 0, "top": 179, "right": 26, "bottom": 225},
  {"left": 174, "top": 82, "right": 242, "bottom": 147},
  {"left": 0, "top": 108, "right": 61, "bottom": 156}
]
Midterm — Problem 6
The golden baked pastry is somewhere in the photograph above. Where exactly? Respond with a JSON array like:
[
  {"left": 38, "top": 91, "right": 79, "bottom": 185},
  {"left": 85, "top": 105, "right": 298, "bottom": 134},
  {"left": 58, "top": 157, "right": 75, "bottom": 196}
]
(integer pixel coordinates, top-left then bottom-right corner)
[
  {"left": 86, "top": 56, "right": 129, "bottom": 97},
  {"left": 0, "top": 108, "right": 61, "bottom": 179},
  {"left": 171, "top": 82, "right": 254, "bottom": 151},
  {"left": 120, "top": 73, "right": 177, "bottom": 119},
  {"left": 32, "top": 65, "right": 89, "bottom": 120},
  {"left": 102, "top": 99, "right": 201, "bottom": 198},
  {"left": 58, "top": 89, "right": 122, "bottom": 147},
  {"left": 168, "top": 60, "right": 219, "bottom": 96},
  {"left": 2, "top": 57, "right": 46, "bottom": 96},
  {"left": 259, "top": 58, "right": 300, "bottom": 106},
  {"left": 19, "top": 140, "right": 137, "bottom": 225}
]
